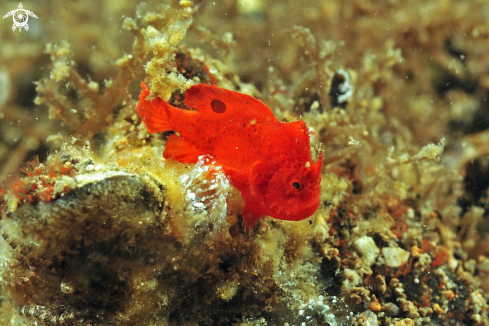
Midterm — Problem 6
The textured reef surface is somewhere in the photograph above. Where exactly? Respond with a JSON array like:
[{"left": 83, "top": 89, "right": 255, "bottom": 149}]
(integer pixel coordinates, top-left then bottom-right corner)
[{"left": 1, "top": 0, "right": 489, "bottom": 325}]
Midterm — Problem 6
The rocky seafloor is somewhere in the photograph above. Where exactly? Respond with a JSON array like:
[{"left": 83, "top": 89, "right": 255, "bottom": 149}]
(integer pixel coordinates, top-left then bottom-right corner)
[{"left": 1, "top": 0, "right": 489, "bottom": 325}]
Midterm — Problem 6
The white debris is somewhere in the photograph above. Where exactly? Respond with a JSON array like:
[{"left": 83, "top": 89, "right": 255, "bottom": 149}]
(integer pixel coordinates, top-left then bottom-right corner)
[
  {"left": 354, "top": 236, "right": 379, "bottom": 267},
  {"left": 348, "top": 136, "right": 361, "bottom": 148},
  {"left": 335, "top": 69, "right": 354, "bottom": 104},
  {"left": 382, "top": 247, "right": 410, "bottom": 268},
  {"left": 180, "top": 155, "right": 230, "bottom": 221},
  {"left": 414, "top": 137, "right": 445, "bottom": 161}
]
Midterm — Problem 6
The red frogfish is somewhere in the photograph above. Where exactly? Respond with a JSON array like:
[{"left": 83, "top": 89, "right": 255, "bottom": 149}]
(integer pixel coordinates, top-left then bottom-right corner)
[{"left": 137, "top": 82, "right": 322, "bottom": 226}]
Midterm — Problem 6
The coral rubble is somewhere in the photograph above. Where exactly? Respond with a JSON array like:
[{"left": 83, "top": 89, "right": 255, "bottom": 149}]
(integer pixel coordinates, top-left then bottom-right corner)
[{"left": 1, "top": 0, "right": 489, "bottom": 325}]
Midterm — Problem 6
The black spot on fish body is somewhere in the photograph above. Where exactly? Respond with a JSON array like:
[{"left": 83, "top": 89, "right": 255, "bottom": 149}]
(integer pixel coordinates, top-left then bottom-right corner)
[{"left": 211, "top": 99, "right": 226, "bottom": 113}]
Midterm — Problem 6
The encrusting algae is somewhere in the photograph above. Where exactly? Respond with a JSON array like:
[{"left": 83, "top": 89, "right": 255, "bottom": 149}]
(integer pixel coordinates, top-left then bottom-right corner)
[{"left": 1, "top": 0, "right": 489, "bottom": 325}]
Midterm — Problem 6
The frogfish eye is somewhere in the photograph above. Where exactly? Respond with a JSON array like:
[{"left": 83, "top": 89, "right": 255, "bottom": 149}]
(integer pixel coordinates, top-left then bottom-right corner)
[{"left": 291, "top": 179, "right": 303, "bottom": 191}]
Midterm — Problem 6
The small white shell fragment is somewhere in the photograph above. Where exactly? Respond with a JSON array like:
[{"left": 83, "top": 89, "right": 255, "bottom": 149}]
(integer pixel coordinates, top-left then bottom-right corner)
[
  {"left": 354, "top": 236, "right": 380, "bottom": 267},
  {"left": 382, "top": 247, "right": 410, "bottom": 268}
]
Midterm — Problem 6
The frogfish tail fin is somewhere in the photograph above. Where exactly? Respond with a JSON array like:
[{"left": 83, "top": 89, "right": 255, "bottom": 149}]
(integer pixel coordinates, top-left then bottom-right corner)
[{"left": 137, "top": 82, "right": 174, "bottom": 133}]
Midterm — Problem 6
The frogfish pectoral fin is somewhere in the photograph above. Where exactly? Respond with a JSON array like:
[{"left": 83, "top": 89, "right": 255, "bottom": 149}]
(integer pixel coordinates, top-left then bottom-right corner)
[
  {"left": 241, "top": 206, "right": 261, "bottom": 227},
  {"left": 163, "top": 135, "right": 201, "bottom": 163}
]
